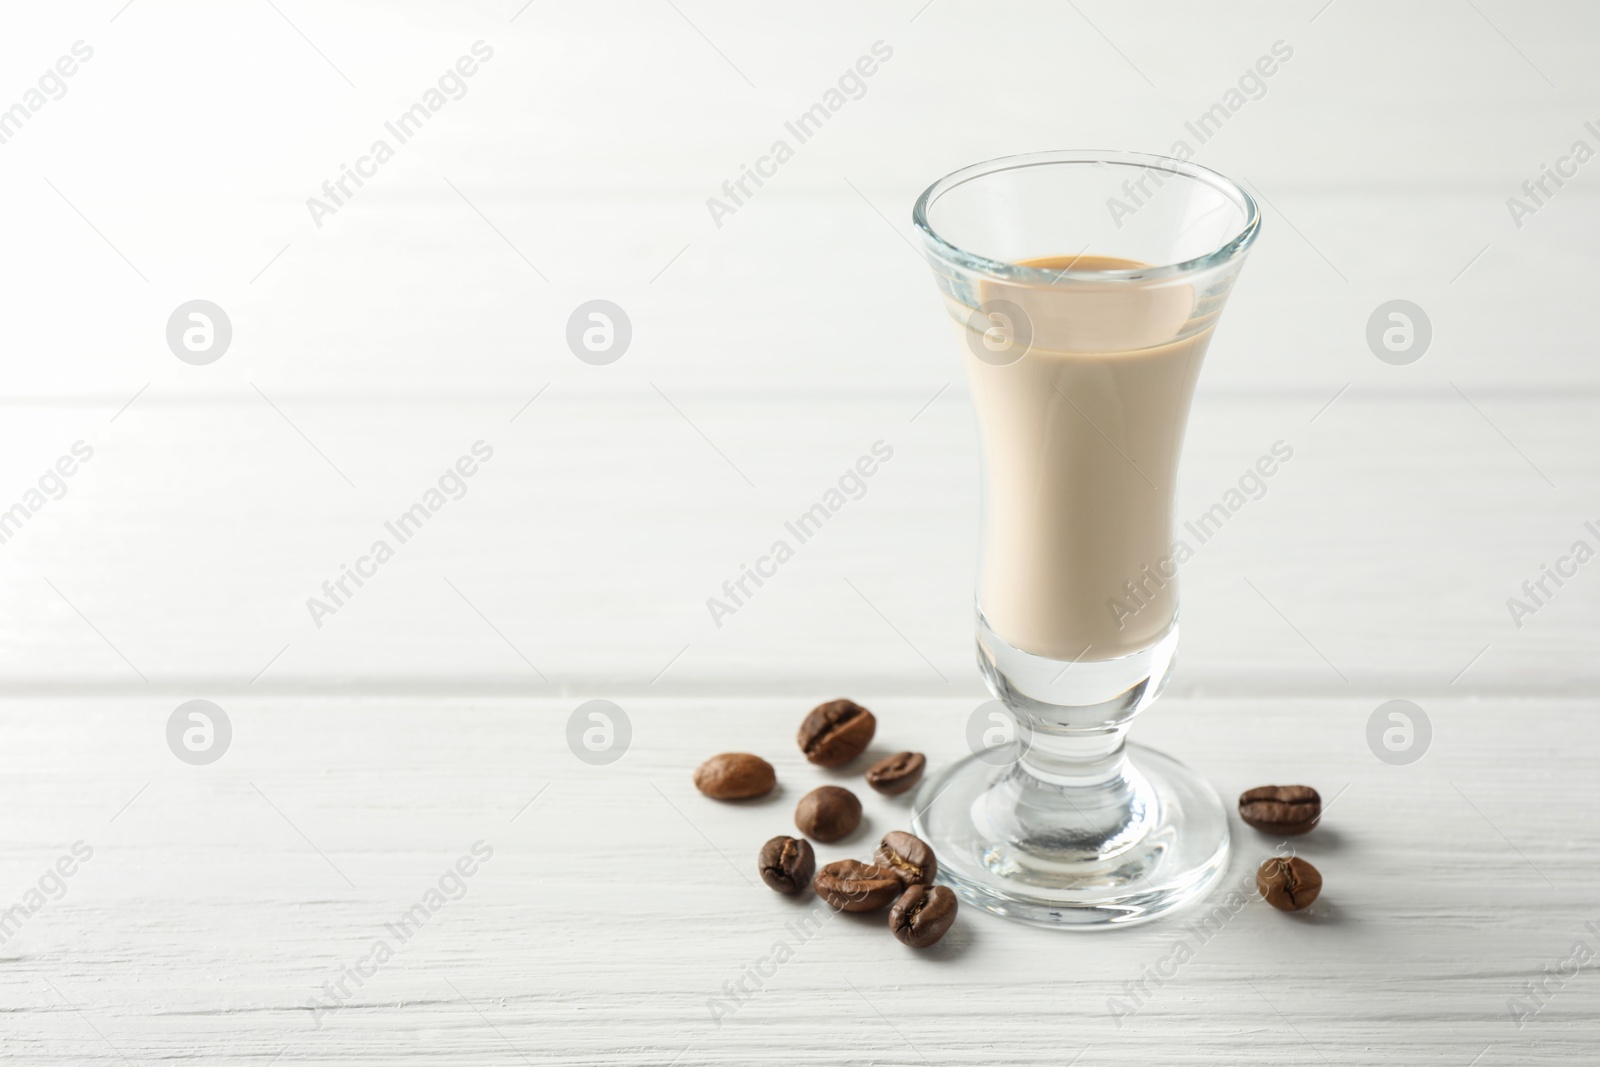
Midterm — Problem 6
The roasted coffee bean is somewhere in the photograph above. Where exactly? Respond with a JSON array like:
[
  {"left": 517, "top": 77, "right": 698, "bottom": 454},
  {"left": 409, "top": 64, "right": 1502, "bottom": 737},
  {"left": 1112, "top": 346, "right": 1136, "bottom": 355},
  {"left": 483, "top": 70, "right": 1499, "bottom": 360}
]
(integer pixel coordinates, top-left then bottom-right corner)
[
  {"left": 693, "top": 753, "right": 776, "bottom": 800},
  {"left": 797, "top": 699, "right": 876, "bottom": 767},
  {"left": 813, "top": 859, "right": 902, "bottom": 912},
  {"left": 1239, "top": 785, "right": 1321, "bottom": 835},
  {"left": 1256, "top": 856, "right": 1322, "bottom": 911},
  {"left": 874, "top": 830, "right": 937, "bottom": 887},
  {"left": 758, "top": 835, "right": 815, "bottom": 895},
  {"left": 866, "top": 751, "right": 926, "bottom": 796},
  {"left": 794, "top": 785, "right": 862, "bottom": 843},
  {"left": 889, "top": 884, "right": 958, "bottom": 948}
]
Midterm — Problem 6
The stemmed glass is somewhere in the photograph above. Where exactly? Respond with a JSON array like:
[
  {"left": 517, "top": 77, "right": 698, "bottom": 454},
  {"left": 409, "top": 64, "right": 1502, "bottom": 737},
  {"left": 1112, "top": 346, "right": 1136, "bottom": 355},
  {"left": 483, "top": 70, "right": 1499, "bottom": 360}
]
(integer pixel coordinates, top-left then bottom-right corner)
[{"left": 910, "top": 151, "right": 1259, "bottom": 927}]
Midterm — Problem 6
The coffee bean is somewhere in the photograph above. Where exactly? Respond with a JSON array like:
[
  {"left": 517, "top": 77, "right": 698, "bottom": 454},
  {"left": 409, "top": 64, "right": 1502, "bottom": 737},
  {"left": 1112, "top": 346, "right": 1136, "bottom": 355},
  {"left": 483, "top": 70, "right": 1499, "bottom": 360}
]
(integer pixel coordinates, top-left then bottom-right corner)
[
  {"left": 693, "top": 753, "right": 776, "bottom": 800},
  {"left": 866, "top": 751, "right": 925, "bottom": 796},
  {"left": 874, "top": 830, "right": 937, "bottom": 887},
  {"left": 794, "top": 785, "right": 862, "bottom": 843},
  {"left": 758, "top": 835, "right": 815, "bottom": 895},
  {"left": 1239, "top": 785, "right": 1321, "bottom": 835},
  {"left": 1256, "top": 856, "right": 1322, "bottom": 911},
  {"left": 813, "top": 859, "right": 902, "bottom": 912},
  {"left": 889, "top": 884, "right": 958, "bottom": 948},
  {"left": 797, "top": 699, "right": 876, "bottom": 767}
]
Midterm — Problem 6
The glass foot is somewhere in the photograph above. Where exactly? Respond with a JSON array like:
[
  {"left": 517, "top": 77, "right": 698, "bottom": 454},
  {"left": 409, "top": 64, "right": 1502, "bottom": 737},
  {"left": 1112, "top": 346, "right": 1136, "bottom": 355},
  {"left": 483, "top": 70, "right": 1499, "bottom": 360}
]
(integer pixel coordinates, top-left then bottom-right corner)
[{"left": 911, "top": 742, "right": 1229, "bottom": 928}]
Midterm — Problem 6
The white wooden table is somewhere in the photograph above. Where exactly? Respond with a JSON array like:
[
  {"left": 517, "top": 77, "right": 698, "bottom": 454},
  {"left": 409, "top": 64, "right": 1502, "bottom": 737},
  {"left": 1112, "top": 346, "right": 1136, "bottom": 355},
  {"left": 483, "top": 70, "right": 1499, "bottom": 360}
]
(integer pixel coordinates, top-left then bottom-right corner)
[{"left": 2, "top": 1, "right": 1597, "bottom": 1063}]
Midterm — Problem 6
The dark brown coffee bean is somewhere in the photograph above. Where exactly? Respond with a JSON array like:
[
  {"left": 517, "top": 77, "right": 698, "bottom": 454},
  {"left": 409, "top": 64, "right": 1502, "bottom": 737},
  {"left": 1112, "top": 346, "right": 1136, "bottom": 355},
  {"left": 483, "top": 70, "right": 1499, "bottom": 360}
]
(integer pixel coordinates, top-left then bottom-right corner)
[
  {"left": 758, "top": 836, "right": 815, "bottom": 895},
  {"left": 1239, "top": 785, "right": 1321, "bottom": 835},
  {"left": 794, "top": 785, "right": 862, "bottom": 843},
  {"left": 797, "top": 699, "right": 876, "bottom": 767},
  {"left": 813, "top": 859, "right": 902, "bottom": 913},
  {"left": 1256, "top": 856, "right": 1322, "bottom": 911},
  {"left": 693, "top": 753, "right": 776, "bottom": 800},
  {"left": 874, "top": 830, "right": 937, "bottom": 887},
  {"left": 866, "top": 752, "right": 925, "bottom": 796},
  {"left": 889, "top": 884, "right": 958, "bottom": 948}
]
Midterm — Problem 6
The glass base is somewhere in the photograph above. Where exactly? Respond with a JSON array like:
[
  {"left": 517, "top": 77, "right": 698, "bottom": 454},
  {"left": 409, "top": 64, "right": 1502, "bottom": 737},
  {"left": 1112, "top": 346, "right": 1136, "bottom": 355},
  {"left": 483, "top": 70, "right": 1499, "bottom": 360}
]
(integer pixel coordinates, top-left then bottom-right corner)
[{"left": 912, "top": 742, "right": 1229, "bottom": 928}]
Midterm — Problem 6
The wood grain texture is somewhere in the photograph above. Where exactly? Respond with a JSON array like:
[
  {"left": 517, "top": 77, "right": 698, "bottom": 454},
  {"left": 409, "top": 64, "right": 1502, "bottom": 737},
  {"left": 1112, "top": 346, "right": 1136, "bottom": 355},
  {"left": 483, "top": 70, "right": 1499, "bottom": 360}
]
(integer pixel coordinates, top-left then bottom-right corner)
[{"left": 1, "top": 697, "right": 1595, "bottom": 1065}]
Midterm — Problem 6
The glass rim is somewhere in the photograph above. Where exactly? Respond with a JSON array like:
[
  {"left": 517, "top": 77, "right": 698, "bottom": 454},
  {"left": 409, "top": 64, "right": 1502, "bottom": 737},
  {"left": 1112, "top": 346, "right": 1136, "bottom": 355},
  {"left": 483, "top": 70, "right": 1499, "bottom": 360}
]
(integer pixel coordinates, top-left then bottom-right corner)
[{"left": 912, "top": 149, "right": 1261, "bottom": 285}]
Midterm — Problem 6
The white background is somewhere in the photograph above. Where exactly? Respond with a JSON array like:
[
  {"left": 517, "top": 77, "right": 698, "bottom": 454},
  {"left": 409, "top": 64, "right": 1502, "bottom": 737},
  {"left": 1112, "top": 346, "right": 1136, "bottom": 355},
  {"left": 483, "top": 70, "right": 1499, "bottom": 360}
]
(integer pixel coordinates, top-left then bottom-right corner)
[{"left": 0, "top": 1, "right": 1597, "bottom": 1064}]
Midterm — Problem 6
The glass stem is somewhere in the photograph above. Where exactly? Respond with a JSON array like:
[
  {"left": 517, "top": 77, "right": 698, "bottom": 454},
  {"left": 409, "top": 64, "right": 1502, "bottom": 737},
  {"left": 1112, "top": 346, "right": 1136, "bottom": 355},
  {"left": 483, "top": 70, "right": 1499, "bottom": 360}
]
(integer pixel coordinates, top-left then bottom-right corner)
[{"left": 1019, "top": 720, "right": 1135, "bottom": 789}]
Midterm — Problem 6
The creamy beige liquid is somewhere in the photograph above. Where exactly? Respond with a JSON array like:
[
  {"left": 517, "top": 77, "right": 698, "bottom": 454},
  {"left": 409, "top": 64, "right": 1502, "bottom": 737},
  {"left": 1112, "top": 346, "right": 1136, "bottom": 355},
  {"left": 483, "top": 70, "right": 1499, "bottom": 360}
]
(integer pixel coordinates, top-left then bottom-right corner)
[{"left": 959, "top": 255, "right": 1210, "bottom": 661}]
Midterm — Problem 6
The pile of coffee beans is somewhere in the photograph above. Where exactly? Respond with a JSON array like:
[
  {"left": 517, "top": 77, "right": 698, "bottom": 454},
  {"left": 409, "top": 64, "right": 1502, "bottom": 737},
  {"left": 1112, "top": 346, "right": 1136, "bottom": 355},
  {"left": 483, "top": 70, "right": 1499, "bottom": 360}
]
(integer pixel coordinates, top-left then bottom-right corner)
[
  {"left": 1238, "top": 784, "right": 1325, "bottom": 912},
  {"left": 693, "top": 704, "right": 1327, "bottom": 929},
  {"left": 693, "top": 698, "right": 953, "bottom": 948}
]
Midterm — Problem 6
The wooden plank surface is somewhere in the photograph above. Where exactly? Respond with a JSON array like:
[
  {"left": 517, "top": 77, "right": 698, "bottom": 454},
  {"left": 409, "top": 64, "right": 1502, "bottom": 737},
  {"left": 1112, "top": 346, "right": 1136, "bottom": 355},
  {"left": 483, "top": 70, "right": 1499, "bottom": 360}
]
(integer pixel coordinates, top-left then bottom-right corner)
[{"left": 1, "top": 696, "right": 1595, "bottom": 1065}]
